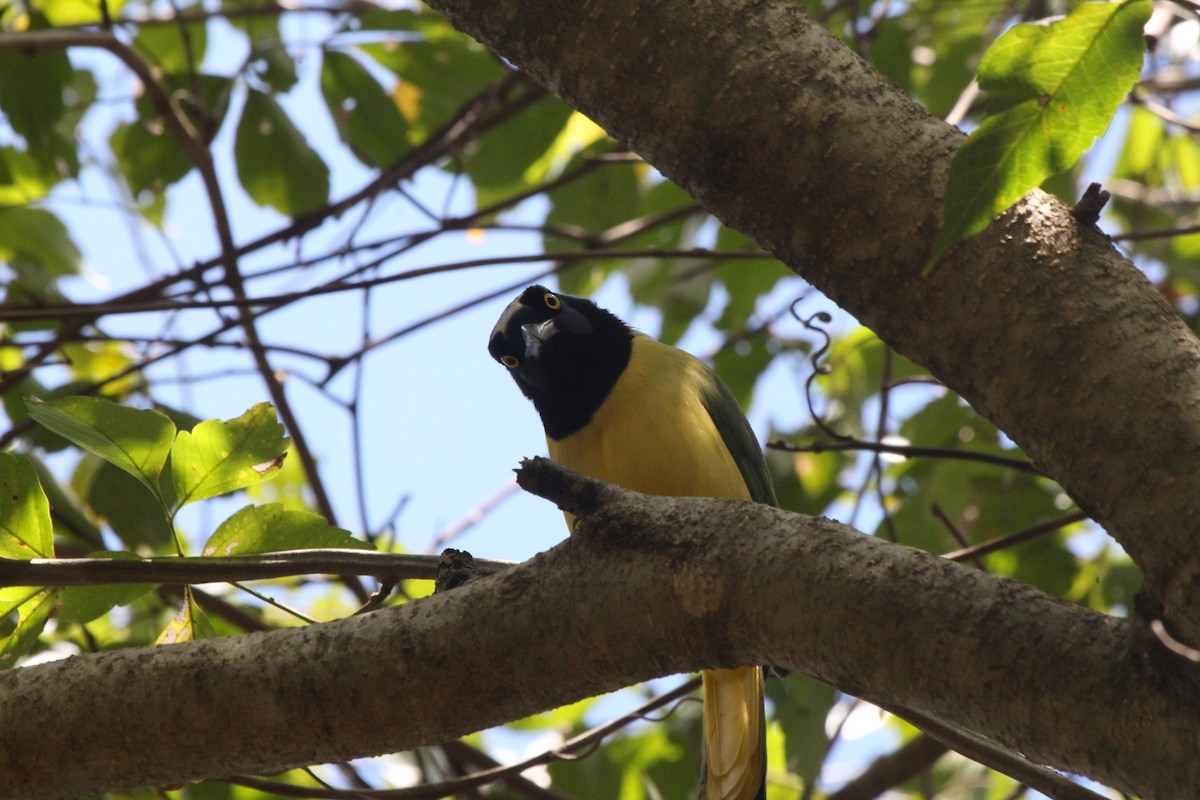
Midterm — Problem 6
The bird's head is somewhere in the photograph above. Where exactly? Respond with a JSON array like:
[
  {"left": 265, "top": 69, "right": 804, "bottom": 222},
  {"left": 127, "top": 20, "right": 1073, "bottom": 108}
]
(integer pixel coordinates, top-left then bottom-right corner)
[{"left": 489, "top": 285, "right": 633, "bottom": 440}]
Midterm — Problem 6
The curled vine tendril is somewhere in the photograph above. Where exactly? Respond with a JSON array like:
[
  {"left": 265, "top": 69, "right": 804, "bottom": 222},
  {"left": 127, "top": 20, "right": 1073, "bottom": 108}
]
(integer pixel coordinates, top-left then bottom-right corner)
[{"left": 789, "top": 297, "right": 849, "bottom": 441}]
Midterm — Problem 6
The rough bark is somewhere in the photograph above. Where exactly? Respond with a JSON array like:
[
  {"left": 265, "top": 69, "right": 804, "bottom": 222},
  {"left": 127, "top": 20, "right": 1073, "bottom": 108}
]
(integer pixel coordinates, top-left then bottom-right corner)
[
  {"left": 421, "top": 0, "right": 1200, "bottom": 646},
  {"left": 2, "top": 464, "right": 1197, "bottom": 799}
]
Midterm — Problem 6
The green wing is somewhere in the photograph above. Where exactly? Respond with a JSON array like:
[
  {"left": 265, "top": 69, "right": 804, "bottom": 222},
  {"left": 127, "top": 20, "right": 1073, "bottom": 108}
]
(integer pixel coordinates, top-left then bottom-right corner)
[{"left": 699, "top": 367, "right": 778, "bottom": 507}]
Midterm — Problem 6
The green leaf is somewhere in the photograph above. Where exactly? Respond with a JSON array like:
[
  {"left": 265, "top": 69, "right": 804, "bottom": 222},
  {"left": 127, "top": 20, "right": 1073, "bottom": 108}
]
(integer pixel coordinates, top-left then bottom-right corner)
[
  {"left": 61, "top": 341, "right": 140, "bottom": 399},
  {"left": 157, "top": 586, "right": 215, "bottom": 645},
  {"left": 712, "top": 333, "right": 773, "bottom": 408},
  {"left": 0, "top": 586, "right": 42, "bottom": 621},
  {"left": 235, "top": 89, "right": 330, "bottom": 216},
  {"left": 767, "top": 672, "right": 837, "bottom": 788},
  {"left": 74, "top": 457, "right": 174, "bottom": 549},
  {"left": 544, "top": 155, "right": 641, "bottom": 293},
  {"left": 870, "top": 0, "right": 1009, "bottom": 119},
  {"left": 0, "top": 353, "right": 75, "bottom": 449},
  {"left": 628, "top": 256, "right": 713, "bottom": 346},
  {"left": 1114, "top": 105, "right": 1164, "bottom": 180},
  {"left": 244, "top": 446, "right": 314, "bottom": 512},
  {"left": 987, "top": 528, "right": 1080, "bottom": 597},
  {"left": 171, "top": 403, "right": 290, "bottom": 508},
  {"left": 30, "top": 0, "right": 129, "bottom": 26},
  {"left": 0, "top": 588, "right": 58, "bottom": 669},
  {"left": 0, "top": 452, "right": 53, "bottom": 559},
  {"left": 817, "top": 328, "right": 928, "bottom": 439},
  {"left": 464, "top": 97, "right": 575, "bottom": 207},
  {"left": 26, "top": 454, "right": 103, "bottom": 548},
  {"left": 0, "top": 22, "right": 70, "bottom": 159},
  {"left": 933, "top": 0, "right": 1151, "bottom": 265},
  {"left": 766, "top": 439, "right": 843, "bottom": 517},
  {"left": 227, "top": 11, "right": 297, "bottom": 92},
  {"left": 764, "top": 721, "right": 802, "bottom": 800},
  {"left": 254, "top": 45, "right": 299, "bottom": 93},
  {"left": 0, "top": 206, "right": 81, "bottom": 277},
  {"left": 203, "top": 503, "right": 367, "bottom": 556},
  {"left": 362, "top": 24, "right": 505, "bottom": 143},
  {"left": 112, "top": 73, "right": 233, "bottom": 199},
  {"left": 321, "top": 50, "right": 410, "bottom": 168},
  {"left": 713, "top": 226, "right": 785, "bottom": 334},
  {"left": 549, "top": 720, "right": 688, "bottom": 799},
  {"left": 58, "top": 553, "right": 154, "bottom": 624},
  {"left": 621, "top": 180, "right": 714, "bottom": 345},
  {"left": 0, "top": 146, "right": 58, "bottom": 204},
  {"left": 25, "top": 396, "right": 176, "bottom": 500},
  {"left": 133, "top": 20, "right": 207, "bottom": 74},
  {"left": 886, "top": 394, "right": 1066, "bottom": 570}
]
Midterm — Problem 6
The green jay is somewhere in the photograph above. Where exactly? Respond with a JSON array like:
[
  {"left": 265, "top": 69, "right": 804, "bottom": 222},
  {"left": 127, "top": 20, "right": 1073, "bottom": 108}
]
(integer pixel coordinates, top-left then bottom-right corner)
[{"left": 489, "top": 284, "right": 775, "bottom": 800}]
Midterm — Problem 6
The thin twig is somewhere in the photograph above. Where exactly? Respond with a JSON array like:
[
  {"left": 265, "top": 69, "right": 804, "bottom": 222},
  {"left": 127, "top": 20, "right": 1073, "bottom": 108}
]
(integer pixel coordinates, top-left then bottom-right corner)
[
  {"left": 0, "top": 549, "right": 516, "bottom": 588},
  {"left": 879, "top": 702, "right": 1110, "bottom": 800},
  {"left": 771, "top": 438, "right": 1042, "bottom": 474},
  {"left": 224, "top": 678, "right": 703, "bottom": 798},
  {"left": 0, "top": 249, "right": 774, "bottom": 323},
  {"left": 940, "top": 510, "right": 1088, "bottom": 563}
]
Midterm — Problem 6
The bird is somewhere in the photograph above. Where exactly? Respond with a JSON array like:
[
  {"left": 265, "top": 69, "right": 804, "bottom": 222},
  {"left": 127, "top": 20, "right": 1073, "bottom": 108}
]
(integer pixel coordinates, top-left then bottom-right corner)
[{"left": 489, "top": 284, "right": 775, "bottom": 800}]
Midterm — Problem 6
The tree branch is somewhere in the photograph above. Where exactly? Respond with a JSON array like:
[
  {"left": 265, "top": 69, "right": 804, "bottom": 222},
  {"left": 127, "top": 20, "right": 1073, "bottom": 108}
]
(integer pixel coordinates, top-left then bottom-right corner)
[
  {"left": 223, "top": 678, "right": 701, "bottom": 798},
  {"left": 3, "top": 464, "right": 1196, "bottom": 798},
  {"left": 0, "top": 550, "right": 515, "bottom": 588},
  {"left": 826, "top": 734, "right": 946, "bottom": 800},
  {"left": 769, "top": 437, "right": 1042, "bottom": 474}
]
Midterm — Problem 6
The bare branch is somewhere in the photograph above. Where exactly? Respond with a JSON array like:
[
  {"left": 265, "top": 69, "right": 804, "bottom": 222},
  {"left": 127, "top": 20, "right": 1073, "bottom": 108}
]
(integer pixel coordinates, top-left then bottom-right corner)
[
  {"left": 770, "top": 438, "right": 1042, "bottom": 474},
  {"left": 0, "top": 549, "right": 515, "bottom": 588},
  {"left": 224, "top": 678, "right": 701, "bottom": 798}
]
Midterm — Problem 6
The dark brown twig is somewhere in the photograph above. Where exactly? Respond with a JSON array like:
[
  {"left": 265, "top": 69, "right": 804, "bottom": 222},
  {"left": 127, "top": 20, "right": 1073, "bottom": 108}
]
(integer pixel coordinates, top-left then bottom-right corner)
[
  {"left": 0, "top": 550, "right": 515, "bottom": 588},
  {"left": 1071, "top": 182, "right": 1111, "bottom": 227},
  {"left": 770, "top": 438, "right": 1042, "bottom": 474},
  {"left": 224, "top": 678, "right": 702, "bottom": 798}
]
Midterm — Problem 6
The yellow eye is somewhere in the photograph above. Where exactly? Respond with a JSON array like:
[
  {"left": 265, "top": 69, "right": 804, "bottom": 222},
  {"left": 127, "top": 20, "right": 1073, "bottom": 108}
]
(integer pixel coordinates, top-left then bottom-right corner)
[
  {"left": 543, "top": 293, "right": 561, "bottom": 310},
  {"left": 500, "top": 354, "right": 520, "bottom": 369}
]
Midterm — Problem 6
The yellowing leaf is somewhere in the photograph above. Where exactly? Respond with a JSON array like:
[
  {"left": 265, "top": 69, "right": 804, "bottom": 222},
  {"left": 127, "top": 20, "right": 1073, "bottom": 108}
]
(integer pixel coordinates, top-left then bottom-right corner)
[
  {"left": 157, "top": 586, "right": 215, "bottom": 645},
  {"left": 61, "top": 341, "right": 139, "bottom": 398},
  {"left": 394, "top": 81, "right": 422, "bottom": 124},
  {"left": 31, "top": 0, "right": 129, "bottom": 26},
  {"left": 523, "top": 111, "right": 609, "bottom": 185}
]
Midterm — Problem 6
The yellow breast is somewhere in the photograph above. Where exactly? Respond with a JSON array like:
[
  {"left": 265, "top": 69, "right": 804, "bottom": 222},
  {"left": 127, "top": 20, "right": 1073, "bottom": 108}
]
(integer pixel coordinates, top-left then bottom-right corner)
[{"left": 547, "top": 334, "right": 752, "bottom": 505}]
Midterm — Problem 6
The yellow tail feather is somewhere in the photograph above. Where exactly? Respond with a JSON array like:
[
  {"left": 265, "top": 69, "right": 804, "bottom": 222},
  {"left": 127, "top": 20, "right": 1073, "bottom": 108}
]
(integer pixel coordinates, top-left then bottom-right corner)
[{"left": 703, "top": 667, "right": 765, "bottom": 800}]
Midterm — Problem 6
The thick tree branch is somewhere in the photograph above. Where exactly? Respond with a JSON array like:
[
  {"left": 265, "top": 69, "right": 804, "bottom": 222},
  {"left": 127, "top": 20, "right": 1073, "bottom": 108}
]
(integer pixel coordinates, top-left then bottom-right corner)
[
  {"left": 417, "top": 0, "right": 1200, "bottom": 646},
  {"left": 2, "top": 465, "right": 1196, "bottom": 799}
]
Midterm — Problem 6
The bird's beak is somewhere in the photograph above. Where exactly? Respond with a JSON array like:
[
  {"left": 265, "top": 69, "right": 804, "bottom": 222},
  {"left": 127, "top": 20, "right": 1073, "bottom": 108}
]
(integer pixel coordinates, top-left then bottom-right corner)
[
  {"left": 518, "top": 305, "right": 592, "bottom": 361},
  {"left": 521, "top": 319, "right": 557, "bottom": 360}
]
